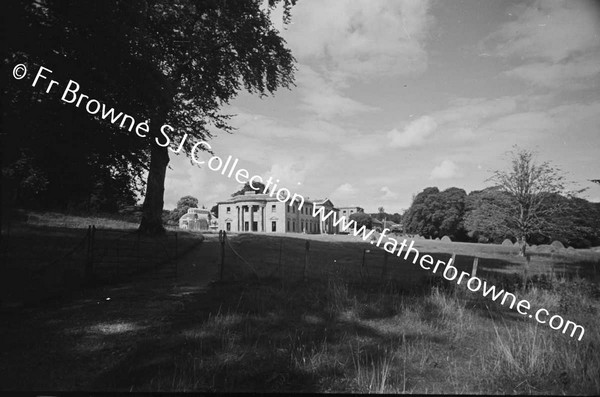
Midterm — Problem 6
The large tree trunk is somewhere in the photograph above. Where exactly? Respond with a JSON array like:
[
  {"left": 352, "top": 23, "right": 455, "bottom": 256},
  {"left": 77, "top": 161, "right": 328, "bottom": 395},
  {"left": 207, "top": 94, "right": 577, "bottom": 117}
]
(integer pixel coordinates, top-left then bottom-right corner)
[{"left": 139, "top": 143, "right": 169, "bottom": 234}]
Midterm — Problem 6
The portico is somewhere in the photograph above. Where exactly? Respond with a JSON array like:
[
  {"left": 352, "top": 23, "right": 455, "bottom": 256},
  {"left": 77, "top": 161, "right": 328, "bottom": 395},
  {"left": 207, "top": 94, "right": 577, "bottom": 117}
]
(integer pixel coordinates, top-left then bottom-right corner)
[
  {"left": 217, "top": 191, "right": 340, "bottom": 234},
  {"left": 236, "top": 203, "right": 267, "bottom": 232}
]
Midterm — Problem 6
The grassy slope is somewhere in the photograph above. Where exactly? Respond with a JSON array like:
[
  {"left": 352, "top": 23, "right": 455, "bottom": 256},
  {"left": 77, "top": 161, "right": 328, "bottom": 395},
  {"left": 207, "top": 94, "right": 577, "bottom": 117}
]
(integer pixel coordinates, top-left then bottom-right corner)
[
  {"left": 1, "top": 215, "right": 599, "bottom": 393},
  {"left": 0, "top": 212, "right": 203, "bottom": 305}
]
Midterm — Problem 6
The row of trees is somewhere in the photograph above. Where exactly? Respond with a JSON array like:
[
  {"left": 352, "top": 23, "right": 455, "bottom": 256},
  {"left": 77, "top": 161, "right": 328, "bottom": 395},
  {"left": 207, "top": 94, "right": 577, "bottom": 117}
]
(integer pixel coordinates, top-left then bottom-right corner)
[{"left": 403, "top": 149, "right": 600, "bottom": 250}]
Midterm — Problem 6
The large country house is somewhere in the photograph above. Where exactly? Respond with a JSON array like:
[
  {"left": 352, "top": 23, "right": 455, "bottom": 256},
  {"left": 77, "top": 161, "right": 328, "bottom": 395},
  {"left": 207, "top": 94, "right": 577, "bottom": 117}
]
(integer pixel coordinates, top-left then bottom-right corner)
[{"left": 216, "top": 191, "right": 340, "bottom": 234}]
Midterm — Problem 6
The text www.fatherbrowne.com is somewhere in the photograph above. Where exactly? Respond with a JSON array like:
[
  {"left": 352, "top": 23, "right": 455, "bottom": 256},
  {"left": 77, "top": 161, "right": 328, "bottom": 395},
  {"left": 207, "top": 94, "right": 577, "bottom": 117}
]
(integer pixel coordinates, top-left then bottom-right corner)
[{"left": 311, "top": 204, "right": 585, "bottom": 341}]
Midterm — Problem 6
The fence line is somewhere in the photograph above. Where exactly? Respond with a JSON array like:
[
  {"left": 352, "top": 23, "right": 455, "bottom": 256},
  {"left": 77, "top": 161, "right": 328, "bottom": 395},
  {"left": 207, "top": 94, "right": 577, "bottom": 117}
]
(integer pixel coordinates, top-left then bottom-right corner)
[
  {"left": 215, "top": 232, "right": 598, "bottom": 285},
  {"left": 1, "top": 225, "right": 186, "bottom": 306}
]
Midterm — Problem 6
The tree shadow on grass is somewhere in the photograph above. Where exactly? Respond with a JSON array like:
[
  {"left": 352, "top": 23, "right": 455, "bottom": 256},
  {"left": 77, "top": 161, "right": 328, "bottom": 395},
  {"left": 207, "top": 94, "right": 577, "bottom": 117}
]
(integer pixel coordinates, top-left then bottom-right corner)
[{"left": 88, "top": 278, "right": 452, "bottom": 393}]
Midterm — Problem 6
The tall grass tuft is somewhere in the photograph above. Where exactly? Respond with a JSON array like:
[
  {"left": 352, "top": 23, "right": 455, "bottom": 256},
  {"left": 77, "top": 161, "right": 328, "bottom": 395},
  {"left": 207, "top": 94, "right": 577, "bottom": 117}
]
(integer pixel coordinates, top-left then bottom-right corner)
[{"left": 350, "top": 340, "right": 398, "bottom": 393}]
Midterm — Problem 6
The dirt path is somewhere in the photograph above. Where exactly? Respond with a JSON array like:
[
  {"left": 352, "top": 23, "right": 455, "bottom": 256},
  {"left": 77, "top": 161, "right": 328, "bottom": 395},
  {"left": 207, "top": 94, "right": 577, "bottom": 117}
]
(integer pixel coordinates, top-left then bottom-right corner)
[{"left": 0, "top": 236, "right": 221, "bottom": 391}]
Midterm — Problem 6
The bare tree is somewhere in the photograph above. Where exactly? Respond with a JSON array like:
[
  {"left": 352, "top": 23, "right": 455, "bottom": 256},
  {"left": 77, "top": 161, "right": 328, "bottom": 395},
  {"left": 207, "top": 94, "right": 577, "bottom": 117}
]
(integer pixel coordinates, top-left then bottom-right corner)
[{"left": 489, "top": 147, "right": 571, "bottom": 256}]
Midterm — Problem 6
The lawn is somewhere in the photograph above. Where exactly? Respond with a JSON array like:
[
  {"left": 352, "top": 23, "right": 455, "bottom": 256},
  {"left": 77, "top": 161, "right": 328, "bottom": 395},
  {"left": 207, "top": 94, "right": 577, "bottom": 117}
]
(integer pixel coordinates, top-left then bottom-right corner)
[
  {"left": 0, "top": 211, "right": 204, "bottom": 307},
  {"left": 1, "top": 219, "right": 599, "bottom": 393}
]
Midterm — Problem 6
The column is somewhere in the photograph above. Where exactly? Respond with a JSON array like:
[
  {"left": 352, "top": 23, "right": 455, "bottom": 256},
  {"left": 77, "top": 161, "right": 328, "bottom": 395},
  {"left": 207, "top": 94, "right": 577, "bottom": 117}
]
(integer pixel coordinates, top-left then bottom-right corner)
[
  {"left": 236, "top": 206, "right": 240, "bottom": 231},
  {"left": 250, "top": 205, "right": 254, "bottom": 232},
  {"left": 240, "top": 205, "right": 244, "bottom": 232}
]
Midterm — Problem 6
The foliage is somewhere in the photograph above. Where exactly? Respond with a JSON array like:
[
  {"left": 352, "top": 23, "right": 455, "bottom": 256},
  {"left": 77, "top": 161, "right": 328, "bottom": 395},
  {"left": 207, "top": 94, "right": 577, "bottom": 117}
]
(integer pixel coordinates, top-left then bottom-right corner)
[
  {"left": 543, "top": 195, "right": 600, "bottom": 248},
  {"left": 232, "top": 181, "right": 269, "bottom": 197},
  {"left": 403, "top": 187, "right": 468, "bottom": 240},
  {"left": 370, "top": 210, "right": 402, "bottom": 224},
  {"left": 488, "top": 147, "right": 572, "bottom": 252},
  {"left": 3, "top": 0, "right": 297, "bottom": 232},
  {"left": 349, "top": 212, "right": 372, "bottom": 230},
  {"left": 168, "top": 195, "right": 199, "bottom": 224},
  {"left": 464, "top": 187, "right": 518, "bottom": 243}
]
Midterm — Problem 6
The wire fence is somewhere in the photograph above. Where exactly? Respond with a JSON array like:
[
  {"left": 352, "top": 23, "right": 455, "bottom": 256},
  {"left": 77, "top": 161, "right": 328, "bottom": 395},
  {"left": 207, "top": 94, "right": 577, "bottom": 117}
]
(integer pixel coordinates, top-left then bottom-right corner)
[
  {"left": 213, "top": 232, "right": 600, "bottom": 287},
  {"left": 1, "top": 225, "right": 191, "bottom": 307}
]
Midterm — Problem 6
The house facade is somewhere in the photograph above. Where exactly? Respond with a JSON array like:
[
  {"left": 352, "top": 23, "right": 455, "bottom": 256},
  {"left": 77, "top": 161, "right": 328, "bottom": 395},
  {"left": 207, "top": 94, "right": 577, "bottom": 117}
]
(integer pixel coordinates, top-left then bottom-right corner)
[
  {"left": 338, "top": 206, "right": 364, "bottom": 219},
  {"left": 216, "top": 191, "right": 339, "bottom": 234}
]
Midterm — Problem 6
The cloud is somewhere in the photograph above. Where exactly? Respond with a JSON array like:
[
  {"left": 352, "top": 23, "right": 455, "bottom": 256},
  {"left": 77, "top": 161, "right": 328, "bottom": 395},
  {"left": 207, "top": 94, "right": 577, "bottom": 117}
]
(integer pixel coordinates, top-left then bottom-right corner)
[
  {"left": 339, "top": 134, "right": 385, "bottom": 156},
  {"left": 296, "top": 65, "right": 378, "bottom": 119},
  {"left": 330, "top": 183, "right": 358, "bottom": 202},
  {"left": 228, "top": 106, "right": 348, "bottom": 144},
  {"left": 438, "top": 97, "right": 519, "bottom": 124},
  {"left": 430, "top": 160, "right": 460, "bottom": 179},
  {"left": 380, "top": 186, "right": 398, "bottom": 200},
  {"left": 483, "top": 0, "right": 600, "bottom": 88},
  {"left": 164, "top": 155, "right": 230, "bottom": 209},
  {"left": 503, "top": 55, "right": 600, "bottom": 89},
  {"left": 283, "top": 0, "right": 433, "bottom": 78},
  {"left": 262, "top": 159, "right": 316, "bottom": 190},
  {"left": 387, "top": 115, "right": 437, "bottom": 148}
]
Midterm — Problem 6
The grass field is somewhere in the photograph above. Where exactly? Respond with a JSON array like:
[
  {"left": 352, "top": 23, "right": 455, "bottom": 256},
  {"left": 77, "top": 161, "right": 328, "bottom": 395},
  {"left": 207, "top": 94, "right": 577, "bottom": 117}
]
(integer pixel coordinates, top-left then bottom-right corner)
[
  {"left": 0, "top": 211, "right": 204, "bottom": 306},
  {"left": 221, "top": 231, "right": 600, "bottom": 284},
  {"left": 1, "top": 212, "right": 599, "bottom": 393}
]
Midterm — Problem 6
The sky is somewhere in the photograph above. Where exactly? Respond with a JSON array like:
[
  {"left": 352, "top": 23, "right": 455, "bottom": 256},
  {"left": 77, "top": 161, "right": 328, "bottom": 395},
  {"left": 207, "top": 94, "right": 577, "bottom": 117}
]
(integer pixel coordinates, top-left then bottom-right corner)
[{"left": 163, "top": 0, "right": 600, "bottom": 213}]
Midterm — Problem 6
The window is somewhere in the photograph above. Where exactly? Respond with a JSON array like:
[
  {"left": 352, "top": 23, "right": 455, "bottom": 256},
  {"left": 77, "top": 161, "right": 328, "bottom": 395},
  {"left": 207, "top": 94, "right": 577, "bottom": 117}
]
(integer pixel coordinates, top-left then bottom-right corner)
[
  {"left": 293, "top": 206, "right": 296, "bottom": 213},
  {"left": 293, "top": 221, "right": 296, "bottom": 232},
  {"left": 226, "top": 222, "right": 231, "bottom": 231},
  {"left": 287, "top": 206, "right": 290, "bottom": 213},
  {"left": 301, "top": 220, "right": 304, "bottom": 231},
  {"left": 244, "top": 207, "right": 249, "bottom": 212},
  {"left": 272, "top": 204, "right": 276, "bottom": 213},
  {"left": 226, "top": 207, "right": 231, "bottom": 214},
  {"left": 287, "top": 219, "right": 290, "bottom": 231},
  {"left": 272, "top": 221, "right": 276, "bottom": 232}
]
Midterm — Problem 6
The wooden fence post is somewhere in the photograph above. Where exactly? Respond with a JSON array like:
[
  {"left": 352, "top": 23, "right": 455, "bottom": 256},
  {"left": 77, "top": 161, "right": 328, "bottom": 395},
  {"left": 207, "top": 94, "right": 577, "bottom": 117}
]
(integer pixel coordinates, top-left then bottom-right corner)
[
  {"left": 85, "top": 225, "right": 92, "bottom": 281},
  {"left": 278, "top": 239, "right": 283, "bottom": 279},
  {"left": 471, "top": 257, "right": 479, "bottom": 277},
  {"left": 85, "top": 225, "right": 96, "bottom": 282},
  {"left": 219, "top": 230, "right": 226, "bottom": 282},
  {"left": 523, "top": 254, "right": 530, "bottom": 285},
  {"left": 136, "top": 230, "right": 141, "bottom": 272},
  {"left": 175, "top": 232, "right": 178, "bottom": 277},
  {"left": 304, "top": 240, "right": 310, "bottom": 282},
  {"left": 361, "top": 249, "right": 370, "bottom": 279},
  {"left": 382, "top": 251, "right": 388, "bottom": 280},
  {"left": 91, "top": 226, "right": 95, "bottom": 277}
]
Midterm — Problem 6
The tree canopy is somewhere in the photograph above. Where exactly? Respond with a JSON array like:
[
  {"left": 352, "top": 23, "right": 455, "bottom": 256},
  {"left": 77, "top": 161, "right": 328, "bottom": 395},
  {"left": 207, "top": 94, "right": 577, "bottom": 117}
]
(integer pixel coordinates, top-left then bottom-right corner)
[
  {"left": 488, "top": 147, "right": 572, "bottom": 254},
  {"left": 349, "top": 212, "right": 372, "bottom": 230},
  {"left": 403, "top": 187, "right": 468, "bottom": 240},
  {"left": 167, "top": 195, "right": 199, "bottom": 224},
  {"left": 232, "top": 181, "right": 269, "bottom": 197},
  {"left": 3, "top": 0, "right": 297, "bottom": 233}
]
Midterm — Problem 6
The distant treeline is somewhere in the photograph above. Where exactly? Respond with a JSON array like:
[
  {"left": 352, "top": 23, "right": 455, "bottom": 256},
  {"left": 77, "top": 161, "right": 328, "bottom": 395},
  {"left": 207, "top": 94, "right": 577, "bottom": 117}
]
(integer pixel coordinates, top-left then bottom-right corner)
[{"left": 403, "top": 186, "right": 600, "bottom": 248}]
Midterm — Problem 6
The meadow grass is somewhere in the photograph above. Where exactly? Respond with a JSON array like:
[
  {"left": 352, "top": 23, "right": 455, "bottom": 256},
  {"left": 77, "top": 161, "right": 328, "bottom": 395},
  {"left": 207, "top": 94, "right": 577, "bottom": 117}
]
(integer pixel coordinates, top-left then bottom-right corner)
[
  {"left": 2, "top": 213, "right": 598, "bottom": 393},
  {"left": 140, "top": 271, "right": 600, "bottom": 394}
]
